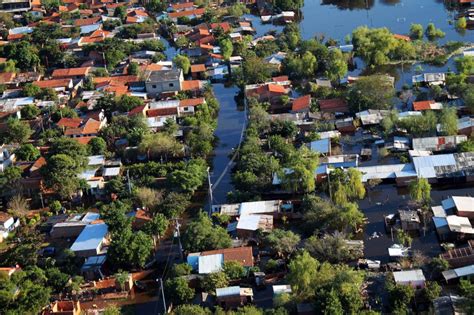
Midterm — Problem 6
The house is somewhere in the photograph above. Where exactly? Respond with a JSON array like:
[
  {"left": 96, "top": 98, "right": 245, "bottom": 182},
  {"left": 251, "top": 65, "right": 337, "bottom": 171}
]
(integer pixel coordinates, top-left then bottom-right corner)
[
  {"left": 80, "top": 255, "right": 106, "bottom": 280},
  {"left": 0, "top": 212, "right": 18, "bottom": 242},
  {"left": 50, "top": 212, "right": 100, "bottom": 239},
  {"left": 412, "top": 73, "right": 446, "bottom": 86},
  {"left": 64, "top": 118, "right": 104, "bottom": 138},
  {"left": 356, "top": 109, "right": 389, "bottom": 126},
  {"left": 191, "top": 64, "right": 206, "bottom": 79},
  {"left": 166, "top": 8, "right": 205, "bottom": 22},
  {"left": 145, "top": 69, "right": 183, "bottom": 97},
  {"left": 434, "top": 215, "right": 474, "bottom": 241},
  {"left": 411, "top": 152, "right": 474, "bottom": 184},
  {"left": 212, "top": 200, "right": 282, "bottom": 217},
  {"left": 0, "top": 145, "right": 15, "bottom": 172},
  {"left": 393, "top": 269, "right": 426, "bottom": 289},
  {"left": 442, "top": 264, "right": 474, "bottom": 283},
  {"left": 43, "top": 301, "right": 81, "bottom": 315},
  {"left": 33, "top": 78, "right": 74, "bottom": 91},
  {"left": 291, "top": 95, "right": 311, "bottom": 113},
  {"left": 441, "top": 196, "right": 474, "bottom": 219},
  {"left": 318, "top": 98, "right": 349, "bottom": 114},
  {"left": 0, "top": 0, "right": 31, "bottom": 12},
  {"left": 51, "top": 67, "right": 91, "bottom": 80},
  {"left": 399, "top": 210, "right": 421, "bottom": 234},
  {"left": 358, "top": 163, "right": 416, "bottom": 185},
  {"left": 70, "top": 223, "right": 108, "bottom": 257},
  {"left": 216, "top": 286, "right": 253, "bottom": 309},
  {"left": 412, "top": 100, "right": 443, "bottom": 111},
  {"left": 309, "top": 138, "right": 331, "bottom": 155},
  {"left": 458, "top": 116, "right": 474, "bottom": 136},
  {"left": 412, "top": 136, "right": 467, "bottom": 152},
  {"left": 245, "top": 83, "right": 289, "bottom": 104},
  {"left": 235, "top": 214, "right": 273, "bottom": 238},
  {"left": 187, "top": 246, "right": 254, "bottom": 274},
  {"left": 440, "top": 240, "right": 474, "bottom": 268}
]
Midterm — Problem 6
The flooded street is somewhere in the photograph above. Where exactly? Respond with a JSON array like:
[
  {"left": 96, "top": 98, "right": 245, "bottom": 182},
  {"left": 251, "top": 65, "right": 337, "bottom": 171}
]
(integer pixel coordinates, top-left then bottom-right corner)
[{"left": 209, "top": 84, "right": 246, "bottom": 204}]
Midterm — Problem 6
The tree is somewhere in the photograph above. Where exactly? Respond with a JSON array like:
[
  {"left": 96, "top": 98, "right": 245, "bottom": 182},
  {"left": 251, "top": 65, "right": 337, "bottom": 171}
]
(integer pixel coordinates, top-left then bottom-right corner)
[
  {"left": 325, "top": 48, "right": 347, "bottom": 83},
  {"left": 88, "top": 137, "right": 107, "bottom": 155},
  {"left": 201, "top": 272, "right": 229, "bottom": 293},
  {"left": 459, "top": 279, "right": 474, "bottom": 313},
  {"left": 305, "top": 232, "right": 362, "bottom": 264},
  {"left": 167, "top": 159, "right": 207, "bottom": 193},
  {"left": 173, "top": 305, "right": 212, "bottom": 315},
  {"left": 161, "top": 192, "right": 191, "bottom": 218},
  {"left": 439, "top": 107, "right": 458, "bottom": 136},
  {"left": 48, "top": 137, "right": 88, "bottom": 170},
  {"left": 128, "top": 61, "right": 139, "bottom": 75},
  {"left": 117, "top": 95, "right": 143, "bottom": 112},
  {"left": 265, "top": 229, "right": 301, "bottom": 258},
  {"left": 275, "top": 0, "right": 303, "bottom": 11},
  {"left": 223, "top": 261, "right": 245, "bottom": 280},
  {"left": 386, "top": 276, "right": 415, "bottom": 311},
  {"left": 409, "top": 23, "right": 424, "bottom": 40},
  {"left": 322, "top": 289, "right": 344, "bottom": 315},
  {"left": 425, "top": 23, "right": 445, "bottom": 40},
  {"left": 182, "top": 212, "right": 232, "bottom": 252},
  {"left": 455, "top": 56, "right": 474, "bottom": 75},
  {"left": 103, "top": 305, "right": 121, "bottom": 315},
  {"left": 220, "top": 38, "right": 233, "bottom": 61},
  {"left": 165, "top": 277, "right": 194, "bottom": 304},
  {"left": 171, "top": 263, "right": 193, "bottom": 277},
  {"left": 42, "top": 154, "right": 83, "bottom": 199},
  {"left": 7, "top": 195, "right": 29, "bottom": 218},
  {"left": 173, "top": 54, "right": 191, "bottom": 75},
  {"left": 3, "top": 118, "right": 32, "bottom": 144},
  {"left": 457, "top": 17, "right": 467, "bottom": 30},
  {"left": 49, "top": 200, "right": 62, "bottom": 214},
  {"left": 287, "top": 251, "right": 319, "bottom": 301},
  {"left": 3, "top": 41, "right": 40, "bottom": 71},
  {"left": 175, "top": 36, "right": 190, "bottom": 49},
  {"left": 459, "top": 139, "right": 474, "bottom": 152},
  {"left": 139, "top": 133, "right": 183, "bottom": 161},
  {"left": 15, "top": 143, "right": 40, "bottom": 161},
  {"left": 227, "top": 3, "right": 248, "bottom": 17},
  {"left": 240, "top": 55, "right": 273, "bottom": 84},
  {"left": 46, "top": 268, "right": 69, "bottom": 293},
  {"left": 114, "top": 5, "right": 126, "bottom": 21},
  {"left": 145, "top": 0, "right": 165, "bottom": 13},
  {"left": 409, "top": 178, "right": 431, "bottom": 206},
  {"left": 429, "top": 257, "right": 449, "bottom": 278},
  {"left": 422, "top": 281, "right": 441, "bottom": 302},
  {"left": 396, "top": 229, "right": 413, "bottom": 247},
  {"left": 115, "top": 271, "right": 130, "bottom": 291},
  {"left": 143, "top": 213, "right": 169, "bottom": 246},
  {"left": 20, "top": 105, "right": 40, "bottom": 120},
  {"left": 347, "top": 75, "right": 394, "bottom": 112}
]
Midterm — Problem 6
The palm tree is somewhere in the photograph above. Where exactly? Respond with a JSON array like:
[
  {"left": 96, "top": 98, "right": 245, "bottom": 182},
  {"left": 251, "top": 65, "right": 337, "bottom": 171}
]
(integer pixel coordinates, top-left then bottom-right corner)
[{"left": 8, "top": 195, "right": 29, "bottom": 218}]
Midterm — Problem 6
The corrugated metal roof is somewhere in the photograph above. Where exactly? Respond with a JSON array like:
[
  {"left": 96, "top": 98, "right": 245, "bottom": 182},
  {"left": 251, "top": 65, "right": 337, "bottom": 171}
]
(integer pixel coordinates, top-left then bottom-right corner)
[
  {"left": 198, "top": 254, "right": 223, "bottom": 274},
  {"left": 443, "top": 264, "right": 474, "bottom": 281},
  {"left": 239, "top": 200, "right": 279, "bottom": 215},
  {"left": 413, "top": 154, "right": 456, "bottom": 178},
  {"left": 82, "top": 212, "right": 100, "bottom": 223},
  {"left": 393, "top": 269, "right": 425, "bottom": 283},
  {"left": 70, "top": 223, "right": 108, "bottom": 252},
  {"left": 236, "top": 215, "right": 260, "bottom": 231},
  {"left": 310, "top": 138, "right": 330, "bottom": 154},
  {"left": 216, "top": 286, "right": 240, "bottom": 297}
]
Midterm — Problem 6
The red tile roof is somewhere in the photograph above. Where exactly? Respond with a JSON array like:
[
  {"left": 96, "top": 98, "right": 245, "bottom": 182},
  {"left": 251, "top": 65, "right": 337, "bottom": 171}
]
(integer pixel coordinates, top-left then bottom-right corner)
[
  {"left": 319, "top": 98, "right": 349, "bottom": 113},
  {"left": 180, "top": 97, "right": 205, "bottom": 107},
  {"left": 190, "top": 64, "right": 206, "bottom": 73},
  {"left": 393, "top": 34, "right": 411, "bottom": 41},
  {"left": 51, "top": 67, "right": 90, "bottom": 78},
  {"left": 74, "top": 16, "right": 101, "bottom": 26},
  {"left": 147, "top": 107, "right": 178, "bottom": 117},
  {"left": 272, "top": 75, "right": 289, "bottom": 82},
  {"left": 181, "top": 80, "right": 202, "bottom": 91},
  {"left": 168, "top": 8, "right": 205, "bottom": 19},
  {"left": 57, "top": 117, "right": 83, "bottom": 128},
  {"left": 413, "top": 100, "right": 435, "bottom": 111},
  {"left": 200, "top": 247, "right": 254, "bottom": 267},
  {"left": 292, "top": 95, "right": 311, "bottom": 112},
  {"left": 210, "top": 22, "right": 231, "bottom": 32},
  {"left": 171, "top": 2, "right": 195, "bottom": 10},
  {"left": 33, "top": 78, "right": 72, "bottom": 89}
]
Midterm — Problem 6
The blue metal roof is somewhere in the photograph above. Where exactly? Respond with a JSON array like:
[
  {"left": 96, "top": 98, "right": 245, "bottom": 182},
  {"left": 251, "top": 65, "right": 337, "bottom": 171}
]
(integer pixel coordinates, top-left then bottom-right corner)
[
  {"left": 310, "top": 138, "right": 330, "bottom": 154},
  {"left": 412, "top": 154, "right": 456, "bottom": 178},
  {"left": 70, "top": 223, "right": 108, "bottom": 252}
]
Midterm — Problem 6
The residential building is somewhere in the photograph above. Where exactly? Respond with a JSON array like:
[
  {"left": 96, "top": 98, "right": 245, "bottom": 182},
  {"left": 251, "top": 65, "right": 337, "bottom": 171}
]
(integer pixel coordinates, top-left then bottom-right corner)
[
  {"left": 187, "top": 246, "right": 254, "bottom": 274},
  {"left": 393, "top": 269, "right": 426, "bottom": 289},
  {"left": 145, "top": 69, "right": 183, "bottom": 96},
  {"left": 70, "top": 223, "right": 108, "bottom": 257},
  {"left": 412, "top": 136, "right": 467, "bottom": 152},
  {"left": 216, "top": 286, "right": 253, "bottom": 309}
]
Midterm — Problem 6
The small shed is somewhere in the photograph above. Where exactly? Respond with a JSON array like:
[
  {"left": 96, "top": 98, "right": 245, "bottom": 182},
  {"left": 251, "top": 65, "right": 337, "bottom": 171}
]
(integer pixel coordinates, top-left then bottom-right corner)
[
  {"left": 399, "top": 210, "right": 421, "bottom": 234},
  {"left": 309, "top": 138, "right": 331, "bottom": 155},
  {"left": 216, "top": 286, "right": 253, "bottom": 309},
  {"left": 393, "top": 269, "right": 426, "bottom": 289}
]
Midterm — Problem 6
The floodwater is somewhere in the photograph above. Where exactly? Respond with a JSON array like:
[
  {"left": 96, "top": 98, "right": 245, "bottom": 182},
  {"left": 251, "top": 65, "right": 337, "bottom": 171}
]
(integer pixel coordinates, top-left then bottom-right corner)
[
  {"left": 300, "top": 0, "right": 471, "bottom": 43},
  {"left": 208, "top": 84, "right": 246, "bottom": 204}
]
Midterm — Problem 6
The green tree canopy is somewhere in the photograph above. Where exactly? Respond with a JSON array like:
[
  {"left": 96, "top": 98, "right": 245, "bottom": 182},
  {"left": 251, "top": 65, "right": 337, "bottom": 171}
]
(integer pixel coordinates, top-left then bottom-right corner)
[{"left": 182, "top": 212, "right": 232, "bottom": 252}]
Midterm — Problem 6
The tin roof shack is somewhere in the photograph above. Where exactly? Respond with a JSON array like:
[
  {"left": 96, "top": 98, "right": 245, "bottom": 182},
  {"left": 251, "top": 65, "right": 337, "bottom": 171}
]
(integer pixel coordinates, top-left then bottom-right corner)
[
  {"left": 358, "top": 164, "right": 417, "bottom": 186},
  {"left": 393, "top": 269, "right": 426, "bottom": 289},
  {"left": 235, "top": 215, "right": 273, "bottom": 239},
  {"left": 412, "top": 136, "right": 467, "bottom": 152},
  {"left": 187, "top": 247, "right": 254, "bottom": 274},
  {"left": 412, "top": 73, "right": 446, "bottom": 86},
  {"left": 356, "top": 109, "right": 389, "bottom": 126},
  {"left": 216, "top": 286, "right": 253, "bottom": 309},
  {"left": 70, "top": 223, "right": 108, "bottom": 257},
  {"left": 412, "top": 152, "right": 474, "bottom": 185},
  {"left": 434, "top": 215, "right": 474, "bottom": 242},
  {"left": 442, "top": 264, "right": 474, "bottom": 283},
  {"left": 81, "top": 255, "right": 106, "bottom": 280},
  {"left": 432, "top": 295, "right": 464, "bottom": 315},
  {"left": 399, "top": 210, "right": 421, "bottom": 235},
  {"left": 440, "top": 240, "right": 474, "bottom": 268},
  {"left": 458, "top": 116, "right": 474, "bottom": 137},
  {"left": 309, "top": 138, "right": 331, "bottom": 155},
  {"left": 212, "top": 200, "right": 282, "bottom": 218},
  {"left": 442, "top": 196, "right": 474, "bottom": 219},
  {"left": 50, "top": 212, "right": 100, "bottom": 239}
]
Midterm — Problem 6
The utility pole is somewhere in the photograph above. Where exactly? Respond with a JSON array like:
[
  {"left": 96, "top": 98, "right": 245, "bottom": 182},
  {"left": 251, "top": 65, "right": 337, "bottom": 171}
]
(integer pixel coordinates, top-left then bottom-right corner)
[
  {"left": 326, "top": 167, "right": 332, "bottom": 200},
  {"left": 157, "top": 278, "right": 167, "bottom": 314},
  {"left": 39, "top": 193, "right": 44, "bottom": 209},
  {"left": 174, "top": 218, "right": 183, "bottom": 261},
  {"left": 207, "top": 167, "right": 213, "bottom": 217}
]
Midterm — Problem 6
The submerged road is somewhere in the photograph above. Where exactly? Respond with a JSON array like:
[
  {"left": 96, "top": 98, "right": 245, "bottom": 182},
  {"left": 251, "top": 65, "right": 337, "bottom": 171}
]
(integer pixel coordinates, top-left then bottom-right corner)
[{"left": 208, "top": 84, "right": 247, "bottom": 205}]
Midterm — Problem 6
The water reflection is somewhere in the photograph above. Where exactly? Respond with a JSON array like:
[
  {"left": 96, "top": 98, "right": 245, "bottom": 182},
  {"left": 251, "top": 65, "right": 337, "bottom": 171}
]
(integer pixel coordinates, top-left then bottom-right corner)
[{"left": 322, "top": 0, "right": 374, "bottom": 10}]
